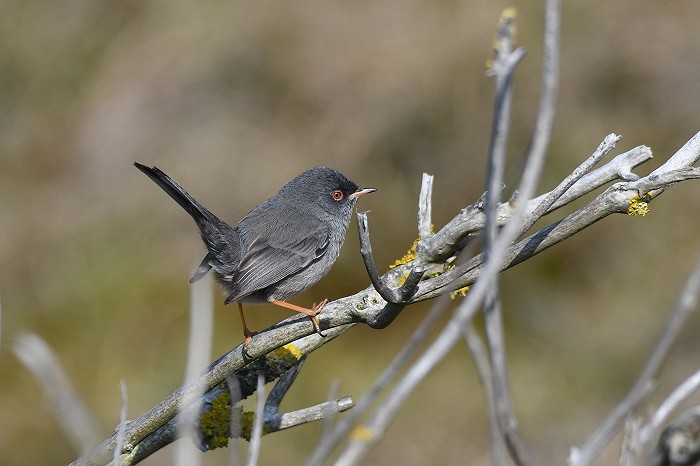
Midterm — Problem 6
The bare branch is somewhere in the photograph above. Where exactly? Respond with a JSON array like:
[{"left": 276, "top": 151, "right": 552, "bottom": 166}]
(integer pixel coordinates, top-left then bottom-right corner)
[
  {"left": 519, "top": 133, "right": 620, "bottom": 236},
  {"left": 176, "top": 277, "right": 214, "bottom": 466},
  {"left": 264, "top": 357, "right": 305, "bottom": 421},
  {"left": 258, "top": 356, "right": 354, "bottom": 433},
  {"left": 305, "top": 296, "right": 452, "bottom": 466},
  {"left": 648, "top": 406, "right": 700, "bottom": 466},
  {"left": 464, "top": 324, "right": 504, "bottom": 466},
  {"left": 227, "top": 376, "right": 242, "bottom": 466},
  {"left": 356, "top": 211, "right": 397, "bottom": 304},
  {"left": 246, "top": 374, "right": 265, "bottom": 466},
  {"left": 418, "top": 144, "right": 652, "bottom": 263},
  {"left": 569, "top": 254, "right": 700, "bottom": 466},
  {"left": 332, "top": 276, "right": 499, "bottom": 465},
  {"left": 414, "top": 134, "right": 697, "bottom": 306},
  {"left": 14, "top": 333, "right": 101, "bottom": 459},
  {"left": 528, "top": 145, "right": 652, "bottom": 213},
  {"left": 650, "top": 129, "right": 700, "bottom": 175},
  {"left": 644, "top": 369, "right": 700, "bottom": 446},
  {"left": 356, "top": 212, "right": 424, "bottom": 308},
  {"left": 482, "top": 7, "right": 535, "bottom": 466},
  {"left": 114, "top": 379, "right": 128, "bottom": 465},
  {"left": 320, "top": 379, "right": 341, "bottom": 440},
  {"left": 416, "top": 132, "right": 624, "bottom": 303},
  {"left": 634, "top": 167, "right": 700, "bottom": 195},
  {"left": 113, "top": 353, "right": 355, "bottom": 464},
  {"left": 418, "top": 173, "right": 434, "bottom": 239},
  {"left": 521, "top": 0, "right": 560, "bottom": 199},
  {"left": 273, "top": 396, "right": 355, "bottom": 432}
]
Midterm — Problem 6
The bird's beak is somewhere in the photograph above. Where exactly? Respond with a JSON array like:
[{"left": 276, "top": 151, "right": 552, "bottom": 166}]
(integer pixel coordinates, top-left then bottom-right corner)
[{"left": 349, "top": 187, "right": 377, "bottom": 199}]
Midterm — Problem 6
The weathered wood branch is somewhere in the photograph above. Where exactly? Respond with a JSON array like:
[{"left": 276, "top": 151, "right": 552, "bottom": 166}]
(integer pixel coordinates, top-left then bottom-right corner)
[{"left": 71, "top": 125, "right": 700, "bottom": 466}]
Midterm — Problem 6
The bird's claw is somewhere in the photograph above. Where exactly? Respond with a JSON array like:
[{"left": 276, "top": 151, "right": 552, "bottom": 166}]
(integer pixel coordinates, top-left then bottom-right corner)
[
  {"left": 242, "top": 330, "right": 258, "bottom": 358},
  {"left": 311, "top": 299, "right": 328, "bottom": 316},
  {"left": 310, "top": 315, "right": 326, "bottom": 337},
  {"left": 309, "top": 299, "right": 328, "bottom": 337}
]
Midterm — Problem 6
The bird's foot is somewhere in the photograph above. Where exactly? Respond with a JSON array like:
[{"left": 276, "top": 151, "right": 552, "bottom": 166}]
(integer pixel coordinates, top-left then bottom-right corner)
[
  {"left": 242, "top": 329, "right": 258, "bottom": 358},
  {"left": 309, "top": 299, "right": 328, "bottom": 337},
  {"left": 311, "top": 299, "right": 329, "bottom": 316}
]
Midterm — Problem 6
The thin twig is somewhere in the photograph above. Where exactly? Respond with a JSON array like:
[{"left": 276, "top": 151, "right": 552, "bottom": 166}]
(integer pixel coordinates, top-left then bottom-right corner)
[
  {"left": 260, "top": 356, "right": 354, "bottom": 433},
  {"left": 420, "top": 10, "right": 561, "bottom": 465},
  {"left": 464, "top": 324, "right": 503, "bottom": 466},
  {"left": 356, "top": 212, "right": 424, "bottom": 306},
  {"left": 190, "top": 355, "right": 354, "bottom": 450},
  {"left": 486, "top": 299, "right": 535, "bottom": 466},
  {"left": 649, "top": 129, "right": 700, "bottom": 175},
  {"left": 418, "top": 173, "right": 434, "bottom": 239},
  {"left": 320, "top": 379, "right": 342, "bottom": 439},
  {"left": 530, "top": 145, "right": 651, "bottom": 212},
  {"left": 418, "top": 145, "right": 652, "bottom": 264},
  {"left": 484, "top": 6, "right": 521, "bottom": 228},
  {"left": 356, "top": 211, "right": 397, "bottom": 304},
  {"left": 13, "top": 333, "right": 101, "bottom": 458},
  {"left": 647, "top": 406, "right": 700, "bottom": 466},
  {"left": 271, "top": 396, "right": 354, "bottom": 431},
  {"left": 305, "top": 295, "right": 453, "bottom": 466},
  {"left": 520, "top": 0, "right": 560, "bottom": 202},
  {"left": 114, "top": 379, "right": 128, "bottom": 465},
  {"left": 332, "top": 282, "right": 493, "bottom": 465},
  {"left": 482, "top": 7, "right": 533, "bottom": 466},
  {"left": 175, "top": 276, "right": 214, "bottom": 466},
  {"left": 569, "top": 254, "right": 700, "bottom": 466},
  {"left": 227, "top": 376, "right": 242, "bottom": 466},
  {"left": 643, "top": 368, "right": 700, "bottom": 445},
  {"left": 246, "top": 374, "right": 265, "bottom": 466},
  {"left": 264, "top": 357, "right": 306, "bottom": 421},
  {"left": 518, "top": 133, "right": 620, "bottom": 237}
]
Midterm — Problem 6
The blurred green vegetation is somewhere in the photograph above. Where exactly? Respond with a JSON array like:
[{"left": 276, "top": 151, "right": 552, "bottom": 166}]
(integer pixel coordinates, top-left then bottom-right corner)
[{"left": 1, "top": 0, "right": 700, "bottom": 464}]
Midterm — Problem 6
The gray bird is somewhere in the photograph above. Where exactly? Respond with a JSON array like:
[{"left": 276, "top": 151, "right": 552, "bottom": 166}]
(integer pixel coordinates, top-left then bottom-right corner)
[{"left": 134, "top": 163, "right": 375, "bottom": 350}]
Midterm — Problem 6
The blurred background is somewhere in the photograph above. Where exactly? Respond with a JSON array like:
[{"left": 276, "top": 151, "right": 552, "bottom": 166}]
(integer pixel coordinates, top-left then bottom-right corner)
[{"left": 2, "top": 0, "right": 700, "bottom": 464}]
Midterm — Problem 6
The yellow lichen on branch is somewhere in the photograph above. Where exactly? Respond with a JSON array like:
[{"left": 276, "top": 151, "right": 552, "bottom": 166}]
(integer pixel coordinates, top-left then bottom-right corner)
[
  {"left": 199, "top": 390, "right": 233, "bottom": 449},
  {"left": 628, "top": 193, "right": 652, "bottom": 216},
  {"left": 389, "top": 237, "right": 419, "bottom": 270}
]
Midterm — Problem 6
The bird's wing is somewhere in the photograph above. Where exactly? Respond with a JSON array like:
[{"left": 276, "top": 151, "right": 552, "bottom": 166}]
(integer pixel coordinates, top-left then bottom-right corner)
[{"left": 227, "top": 204, "right": 331, "bottom": 300}]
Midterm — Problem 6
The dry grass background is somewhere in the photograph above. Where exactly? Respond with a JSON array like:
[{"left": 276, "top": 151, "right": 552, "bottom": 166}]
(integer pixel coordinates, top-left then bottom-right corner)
[{"left": 1, "top": 0, "right": 699, "bottom": 464}]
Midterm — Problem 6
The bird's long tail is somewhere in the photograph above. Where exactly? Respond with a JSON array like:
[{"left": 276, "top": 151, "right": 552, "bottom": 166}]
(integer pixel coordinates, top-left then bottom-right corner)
[
  {"left": 134, "top": 162, "right": 234, "bottom": 282},
  {"left": 134, "top": 162, "right": 219, "bottom": 227}
]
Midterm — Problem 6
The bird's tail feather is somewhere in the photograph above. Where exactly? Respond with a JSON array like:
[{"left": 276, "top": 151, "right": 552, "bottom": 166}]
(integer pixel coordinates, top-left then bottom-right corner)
[{"left": 134, "top": 162, "right": 223, "bottom": 234}]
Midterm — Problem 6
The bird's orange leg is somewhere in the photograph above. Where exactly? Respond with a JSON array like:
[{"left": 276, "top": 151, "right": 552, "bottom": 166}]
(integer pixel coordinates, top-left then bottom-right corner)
[
  {"left": 271, "top": 299, "right": 328, "bottom": 336},
  {"left": 238, "top": 302, "right": 257, "bottom": 351}
]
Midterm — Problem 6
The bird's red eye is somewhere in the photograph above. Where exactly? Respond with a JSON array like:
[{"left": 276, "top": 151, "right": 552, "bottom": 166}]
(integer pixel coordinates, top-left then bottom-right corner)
[{"left": 331, "top": 190, "right": 344, "bottom": 201}]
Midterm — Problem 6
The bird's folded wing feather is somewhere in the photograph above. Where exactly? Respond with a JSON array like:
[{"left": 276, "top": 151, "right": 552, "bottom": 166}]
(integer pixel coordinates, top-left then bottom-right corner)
[{"left": 229, "top": 211, "right": 330, "bottom": 298}]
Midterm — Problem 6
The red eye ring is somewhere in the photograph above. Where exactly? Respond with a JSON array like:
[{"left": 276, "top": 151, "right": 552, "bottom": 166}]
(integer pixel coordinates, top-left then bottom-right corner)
[{"left": 331, "top": 190, "right": 344, "bottom": 201}]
